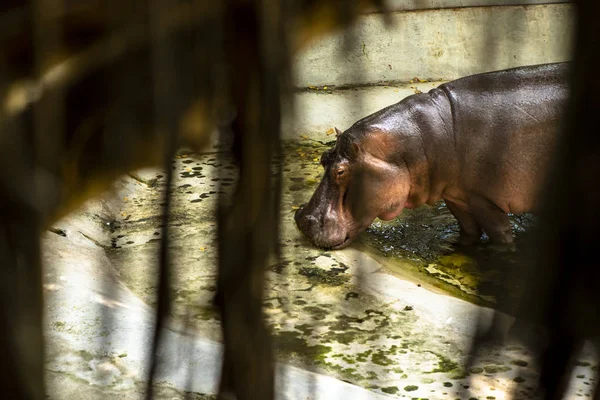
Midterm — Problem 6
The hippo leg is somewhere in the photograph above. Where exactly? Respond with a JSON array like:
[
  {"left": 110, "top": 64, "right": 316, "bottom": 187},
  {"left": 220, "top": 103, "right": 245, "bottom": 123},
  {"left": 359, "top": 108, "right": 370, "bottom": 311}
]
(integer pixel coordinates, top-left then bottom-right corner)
[
  {"left": 468, "top": 196, "right": 515, "bottom": 250},
  {"left": 445, "top": 200, "right": 482, "bottom": 246}
]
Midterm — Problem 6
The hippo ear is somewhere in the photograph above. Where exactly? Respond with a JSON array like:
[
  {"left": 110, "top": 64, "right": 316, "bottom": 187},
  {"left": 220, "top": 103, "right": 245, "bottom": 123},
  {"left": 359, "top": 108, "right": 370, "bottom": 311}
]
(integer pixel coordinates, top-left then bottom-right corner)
[
  {"left": 335, "top": 127, "right": 343, "bottom": 137},
  {"left": 350, "top": 142, "right": 362, "bottom": 159}
]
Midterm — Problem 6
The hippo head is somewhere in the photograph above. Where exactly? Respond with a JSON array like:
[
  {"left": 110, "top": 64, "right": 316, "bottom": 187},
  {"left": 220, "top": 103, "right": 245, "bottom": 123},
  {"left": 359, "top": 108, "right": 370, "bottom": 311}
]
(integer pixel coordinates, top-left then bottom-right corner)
[{"left": 294, "top": 127, "right": 410, "bottom": 249}]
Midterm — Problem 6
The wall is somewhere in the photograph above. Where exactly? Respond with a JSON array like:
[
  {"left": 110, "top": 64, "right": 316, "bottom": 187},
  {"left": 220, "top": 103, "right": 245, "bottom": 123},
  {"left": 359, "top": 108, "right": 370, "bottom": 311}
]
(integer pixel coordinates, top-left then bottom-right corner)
[{"left": 293, "top": 3, "right": 574, "bottom": 87}]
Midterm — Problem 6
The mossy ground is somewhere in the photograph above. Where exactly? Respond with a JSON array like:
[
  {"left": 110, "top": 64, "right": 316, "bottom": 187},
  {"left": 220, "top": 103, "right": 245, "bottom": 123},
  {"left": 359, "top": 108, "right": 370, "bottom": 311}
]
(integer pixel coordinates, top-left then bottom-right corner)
[{"left": 94, "top": 141, "right": 597, "bottom": 398}]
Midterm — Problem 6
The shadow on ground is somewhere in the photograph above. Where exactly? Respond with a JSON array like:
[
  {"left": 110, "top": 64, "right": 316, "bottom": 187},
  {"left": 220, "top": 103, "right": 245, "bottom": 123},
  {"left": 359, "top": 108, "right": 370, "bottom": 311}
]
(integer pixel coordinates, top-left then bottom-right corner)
[{"left": 43, "top": 139, "right": 597, "bottom": 399}]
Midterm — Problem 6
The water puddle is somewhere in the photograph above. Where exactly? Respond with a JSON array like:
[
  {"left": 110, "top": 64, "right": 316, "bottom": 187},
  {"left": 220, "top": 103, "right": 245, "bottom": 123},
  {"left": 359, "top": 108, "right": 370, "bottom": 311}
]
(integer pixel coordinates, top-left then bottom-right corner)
[{"left": 355, "top": 205, "right": 536, "bottom": 311}]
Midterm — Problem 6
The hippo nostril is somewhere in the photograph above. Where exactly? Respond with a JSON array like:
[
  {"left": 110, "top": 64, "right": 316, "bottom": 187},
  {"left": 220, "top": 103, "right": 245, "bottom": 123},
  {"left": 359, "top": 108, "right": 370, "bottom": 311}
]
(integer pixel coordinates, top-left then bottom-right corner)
[
  {"left": 295, "top": 208, "right": 320, "bottom": 233},
  {"left": 345, "top": 234, "right": 350, "bottom": 242}
]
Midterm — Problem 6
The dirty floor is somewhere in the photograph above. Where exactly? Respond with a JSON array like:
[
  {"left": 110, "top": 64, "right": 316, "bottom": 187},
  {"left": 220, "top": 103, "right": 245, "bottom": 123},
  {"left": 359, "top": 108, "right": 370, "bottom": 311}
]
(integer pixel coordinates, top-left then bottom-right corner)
[{"left": 42, "top": 137, "right": 598, "bottom": 400}]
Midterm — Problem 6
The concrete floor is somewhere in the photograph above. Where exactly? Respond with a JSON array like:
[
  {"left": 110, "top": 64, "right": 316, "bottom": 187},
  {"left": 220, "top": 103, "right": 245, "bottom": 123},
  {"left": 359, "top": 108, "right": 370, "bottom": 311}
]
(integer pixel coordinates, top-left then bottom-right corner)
[{"left": 43, "top": 84, "right": 598, "bottom": 399}]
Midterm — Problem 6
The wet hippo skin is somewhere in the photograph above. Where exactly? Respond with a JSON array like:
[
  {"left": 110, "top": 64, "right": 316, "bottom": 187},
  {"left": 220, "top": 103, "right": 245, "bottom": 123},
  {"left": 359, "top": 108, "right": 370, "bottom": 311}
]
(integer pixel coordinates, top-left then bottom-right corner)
[{"left": 295, "top": 62, "right": 569, "bottom": 250}]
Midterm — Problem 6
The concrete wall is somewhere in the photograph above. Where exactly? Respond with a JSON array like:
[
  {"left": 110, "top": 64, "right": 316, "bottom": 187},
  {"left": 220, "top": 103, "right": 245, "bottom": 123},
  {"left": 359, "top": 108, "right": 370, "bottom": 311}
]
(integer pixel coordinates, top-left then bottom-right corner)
[{"left": 293, "top": 3, "right": 574, "bottom": 87}]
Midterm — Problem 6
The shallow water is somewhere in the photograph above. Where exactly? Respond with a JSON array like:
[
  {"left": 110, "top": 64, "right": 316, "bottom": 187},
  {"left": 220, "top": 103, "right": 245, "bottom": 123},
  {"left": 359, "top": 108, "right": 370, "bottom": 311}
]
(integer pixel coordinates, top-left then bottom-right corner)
[{"left": 356, "top": 204, "right": 537, "bottom": 311}]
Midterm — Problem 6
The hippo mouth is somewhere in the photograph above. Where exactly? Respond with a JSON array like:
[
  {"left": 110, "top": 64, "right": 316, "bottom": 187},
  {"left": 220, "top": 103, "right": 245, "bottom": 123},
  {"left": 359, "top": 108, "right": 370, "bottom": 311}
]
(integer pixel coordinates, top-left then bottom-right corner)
[{"left": 329, "top": 234, "right": 352, "bottom": 250}]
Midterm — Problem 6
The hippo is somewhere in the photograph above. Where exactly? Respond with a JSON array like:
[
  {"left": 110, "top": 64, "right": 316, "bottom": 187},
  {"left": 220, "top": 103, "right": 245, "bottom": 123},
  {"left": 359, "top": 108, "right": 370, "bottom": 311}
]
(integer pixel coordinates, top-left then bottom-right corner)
[{"left": 295, "top": 62, "right": 569, "bottom": 250}]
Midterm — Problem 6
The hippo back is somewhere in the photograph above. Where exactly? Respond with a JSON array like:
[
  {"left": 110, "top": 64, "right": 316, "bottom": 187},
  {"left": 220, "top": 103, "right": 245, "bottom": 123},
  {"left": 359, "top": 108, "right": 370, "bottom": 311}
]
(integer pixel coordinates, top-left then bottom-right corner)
[
  {"left": 440, "top": 63, "right": 569, "bottom": 123},
  {"left": 440, "top": 62, "right": 570, "bottom": 213}
]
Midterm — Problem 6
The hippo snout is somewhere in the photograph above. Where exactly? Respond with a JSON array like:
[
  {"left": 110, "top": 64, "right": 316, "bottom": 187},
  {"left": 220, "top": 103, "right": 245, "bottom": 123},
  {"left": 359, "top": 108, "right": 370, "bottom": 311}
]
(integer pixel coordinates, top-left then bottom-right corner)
[
  {"left": 295, "top": 206, "right": 320, "bottom": 238},
  {"left": 294, "top": 204, "right": 351, "bottom": 250}
]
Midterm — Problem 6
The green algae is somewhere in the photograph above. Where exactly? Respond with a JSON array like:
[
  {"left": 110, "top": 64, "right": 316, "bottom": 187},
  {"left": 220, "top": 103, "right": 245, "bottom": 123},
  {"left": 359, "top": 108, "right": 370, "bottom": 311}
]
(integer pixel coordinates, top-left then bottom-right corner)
[
  {"left": 273, "top": 330, "right": 332, "bottom": 365},
  {"left": 404, "top": 385, "right": 419, "bottom": 392},
  {"left": 483, "top": 365, "right": 512, "bottom": 374},
  {"left": 323, "top": 362, "right": 369, "bottom": 382},
  {"left": 424, "top": 351, "right": 460, "bottom": 374},
  {"left": 356, "top": 350, "right": 373, "bottom": 363},
  {"left": 371, "top": 350, "right": 395, "bottom": 366},
  {"left": 319, "top": 310, "right": 396, "bottom": 345},
  {"left": 382, "top": 386, "right": 399, "bottom": 394},
  {"left": 324, "top": 321, "right": 371, "bottom": 345},
  {"left": 342, "top": 356, "right": 357, "bottom": 365},
  {"left": 365, "top": 371, "right": 379, "bottom": 380},
  {"left": 303, "top": 306, "right": 329, "bottom": 320},
  {"left": 295, "top": 323, "right": 314, "bottom": 336},
  {"left": 298, "top": 265, "right": 350, "bottom": 287}
]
